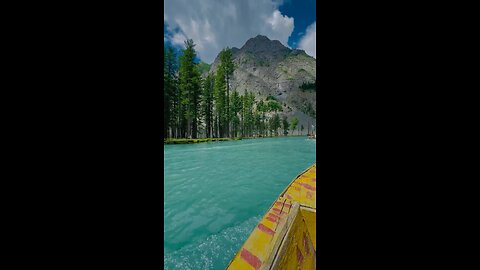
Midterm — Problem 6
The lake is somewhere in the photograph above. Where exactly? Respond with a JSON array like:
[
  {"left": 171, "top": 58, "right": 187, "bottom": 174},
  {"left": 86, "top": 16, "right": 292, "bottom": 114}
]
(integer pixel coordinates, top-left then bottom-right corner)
[{"left": 164, "top": 136, "right": 316, "bottom": 269}]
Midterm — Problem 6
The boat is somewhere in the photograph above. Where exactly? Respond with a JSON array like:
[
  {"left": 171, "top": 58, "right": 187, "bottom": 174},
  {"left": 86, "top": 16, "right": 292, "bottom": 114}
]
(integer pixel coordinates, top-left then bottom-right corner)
[{"left": 226, "top": 164, "right": 316, "bottom": 269}]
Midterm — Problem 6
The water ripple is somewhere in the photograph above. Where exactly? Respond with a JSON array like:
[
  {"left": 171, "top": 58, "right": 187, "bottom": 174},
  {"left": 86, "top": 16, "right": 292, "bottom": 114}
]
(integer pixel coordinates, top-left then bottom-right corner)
[{"left": 164, "top": 137, "right": 316, "bottom": 269}]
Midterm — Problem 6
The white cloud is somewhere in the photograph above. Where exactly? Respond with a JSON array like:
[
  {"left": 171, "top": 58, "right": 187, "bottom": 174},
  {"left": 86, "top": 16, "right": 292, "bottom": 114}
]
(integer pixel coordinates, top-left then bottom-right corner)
[
  {"left": 266, "top": 10, "right": 294, "bottom": 48},
  {"left": 298, "top": 21, "right": 316, "bottom": 58},
  {"left": 170, "top": 32, "right": 188, "bottom": 46},
  {"left": 164, "top": 0, "right": 295, "bottom": 63}
]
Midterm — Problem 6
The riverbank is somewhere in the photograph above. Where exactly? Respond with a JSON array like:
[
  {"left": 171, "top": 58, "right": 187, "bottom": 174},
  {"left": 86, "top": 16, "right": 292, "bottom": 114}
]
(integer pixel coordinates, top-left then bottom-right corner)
[
  {"left": 164, "top": 137, "right": 242, "bottom": 144},
  {"left": 164, "top": 135, "right": 306, "bottom": 144}
]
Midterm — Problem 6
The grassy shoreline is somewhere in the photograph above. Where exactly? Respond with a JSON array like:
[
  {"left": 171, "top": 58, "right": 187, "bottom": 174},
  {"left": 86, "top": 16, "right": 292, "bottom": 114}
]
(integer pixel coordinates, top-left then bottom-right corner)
[{"left": 164, "top": 135, "right": 306, "bottom": 144}]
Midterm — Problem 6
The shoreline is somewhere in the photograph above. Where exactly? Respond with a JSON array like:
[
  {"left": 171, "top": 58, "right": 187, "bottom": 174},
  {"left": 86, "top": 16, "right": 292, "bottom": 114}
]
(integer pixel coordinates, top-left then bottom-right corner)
[{"left": 164, "top": 135, "right": 307, "bottom": 144}]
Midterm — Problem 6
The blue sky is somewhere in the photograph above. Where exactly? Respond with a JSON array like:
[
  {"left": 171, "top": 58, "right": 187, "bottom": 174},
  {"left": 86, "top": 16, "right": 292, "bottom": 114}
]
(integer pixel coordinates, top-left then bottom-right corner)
[
  {"left": 278, "top": 0, "right": 316, "bottom": 48},
  {"left": 164, "top": 0, "right": 316, "bottom": 63}
]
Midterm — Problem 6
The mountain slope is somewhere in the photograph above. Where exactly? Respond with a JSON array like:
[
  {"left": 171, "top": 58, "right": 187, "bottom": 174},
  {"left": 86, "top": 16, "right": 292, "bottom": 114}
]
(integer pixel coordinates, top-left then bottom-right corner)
[{"left": 207, "top": 35, "right": 316, "bottom": 130}]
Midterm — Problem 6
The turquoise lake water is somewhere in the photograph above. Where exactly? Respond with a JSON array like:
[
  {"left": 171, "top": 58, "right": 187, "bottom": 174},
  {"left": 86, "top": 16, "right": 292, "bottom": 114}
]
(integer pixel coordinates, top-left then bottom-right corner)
[{"left": 164, "top": 136, "right": 316, "bottom": 269}]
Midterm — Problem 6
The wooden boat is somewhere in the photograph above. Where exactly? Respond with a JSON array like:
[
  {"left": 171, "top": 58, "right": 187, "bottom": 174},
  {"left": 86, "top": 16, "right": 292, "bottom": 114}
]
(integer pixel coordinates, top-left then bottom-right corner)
[{"left": 227, "top": 164, "right": 316, "bottom": 270}]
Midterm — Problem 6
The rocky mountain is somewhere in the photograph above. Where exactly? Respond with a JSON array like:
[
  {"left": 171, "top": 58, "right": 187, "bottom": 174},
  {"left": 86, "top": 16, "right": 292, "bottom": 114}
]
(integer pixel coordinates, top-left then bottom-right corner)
[{"left": 206, "top": 35, "right": 316, "bottom": 131}]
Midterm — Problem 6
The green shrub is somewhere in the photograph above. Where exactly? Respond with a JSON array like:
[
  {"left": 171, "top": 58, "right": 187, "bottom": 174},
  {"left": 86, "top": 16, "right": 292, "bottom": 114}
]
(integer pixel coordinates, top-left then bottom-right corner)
[{"left": 299, "top": 81, "right": 316, "bottom": 92}]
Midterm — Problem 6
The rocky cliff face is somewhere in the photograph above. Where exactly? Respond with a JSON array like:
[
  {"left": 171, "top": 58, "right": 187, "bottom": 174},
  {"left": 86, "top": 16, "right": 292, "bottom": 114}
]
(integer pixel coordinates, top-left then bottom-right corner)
[{"left": 207, "top": 35, "right": 316, "bottom": 131}]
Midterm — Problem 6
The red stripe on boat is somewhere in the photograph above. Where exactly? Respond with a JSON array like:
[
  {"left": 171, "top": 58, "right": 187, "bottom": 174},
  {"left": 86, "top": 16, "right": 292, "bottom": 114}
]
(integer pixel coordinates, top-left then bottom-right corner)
[
  {"left": 267, "top": 213, "right": 280, "bottom": 223},
  {"left": 272, "top": 208, "right": 286, "bottom": 215},
  {"left": 240, "top": 248, "right": 262, "bottom": 270},
  {"left": 296, "top": 246, "right": 304, "bottom": 264},
  {"left": 266, "top": 216, "right": 277, "bottom": 223},
  {"left": 267, "top": 217, "right": 278, "bottom": 223},
  {"left": 268, "top": 212, "right": 280, "bottom": 219},
  {"left": 274, "top": 201, "right": 291, "bottom": 208},
  {"left": 257, "top": 223, "right": 275, "bottom": 235},
  {"left": 300, "top": 183, "right": 316, "bottom": 191}
]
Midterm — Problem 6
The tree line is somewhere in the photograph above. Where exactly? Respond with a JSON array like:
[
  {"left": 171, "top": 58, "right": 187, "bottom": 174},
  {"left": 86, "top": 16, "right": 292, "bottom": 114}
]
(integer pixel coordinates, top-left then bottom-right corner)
[
  {"left": 164, "top": 39, "right": 304, "bottom": 139},
  {"left": 299, "top": 81, "right": 316, "bottom": 92}
]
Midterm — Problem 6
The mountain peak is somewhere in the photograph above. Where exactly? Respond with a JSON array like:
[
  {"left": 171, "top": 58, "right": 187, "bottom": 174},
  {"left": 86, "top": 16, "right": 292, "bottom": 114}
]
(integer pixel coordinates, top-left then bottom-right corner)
[
  {"left": 253, "top": 34, "right": 270, "bottom": 40},
  {"left": 242, "top": 35, "right": 289, "bottom": 53}
]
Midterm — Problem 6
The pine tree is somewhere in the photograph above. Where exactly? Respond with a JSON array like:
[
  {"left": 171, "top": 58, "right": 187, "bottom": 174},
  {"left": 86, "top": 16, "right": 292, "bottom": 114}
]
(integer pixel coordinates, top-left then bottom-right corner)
[
  {"left": 163, "top": 47, "right": 169, "bottom": 138},
  {"left": 219, "top": 48, "right": 235, "bottom": 137},
  {"left": 202, "top": 74, "right": 214, "bottom": 138},
  {"left": 257, "top": 99, "right": 266, "bottom": 137},
  {"left": 290, "top": 117, "right": 299, "bottom": 135},
  {"left": 272, "top": 114, "right": 281, "bottom": 136},
  {"left": 241, "top": 89, "right": 249, "bottom": 137},
  {"left": 282, "top": 116, "right": 289, "bottom": 136},
  {"left": 253, "top": 111, "right": 261, "bottom": 137},
  {"left": 268, "top": 116, "right": 274, "bottom": 137},
  {"left": 214, "top": 66, "right": 226, "bottom": 137},
  {"left": 248, "top": 92, "right": 256, "bottom": 137},
  {"left": 178, "top": 39, "right": 201, "bottom": 138},
  {"left": 241, "top": 96, "right": 247, "bottom": 136},
  {"left": 230, "top": 90, "right": 242, "bottom": 137},
  {"left": 242, "top": 91, "right": 255, "bottom": 137},
  {"left": 164, "top": 46, "right": 178, "bottom": 138}
]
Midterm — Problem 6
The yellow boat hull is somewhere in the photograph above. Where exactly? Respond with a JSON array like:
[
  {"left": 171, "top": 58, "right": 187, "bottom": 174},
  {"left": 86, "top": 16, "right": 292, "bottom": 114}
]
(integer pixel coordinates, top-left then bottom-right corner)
[{"left": 227, "top": 164, "right": 317, "bottom": 270}]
